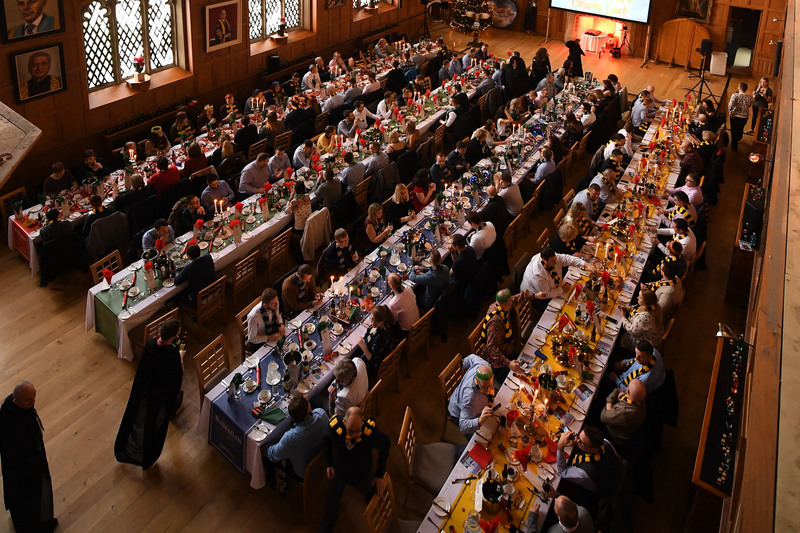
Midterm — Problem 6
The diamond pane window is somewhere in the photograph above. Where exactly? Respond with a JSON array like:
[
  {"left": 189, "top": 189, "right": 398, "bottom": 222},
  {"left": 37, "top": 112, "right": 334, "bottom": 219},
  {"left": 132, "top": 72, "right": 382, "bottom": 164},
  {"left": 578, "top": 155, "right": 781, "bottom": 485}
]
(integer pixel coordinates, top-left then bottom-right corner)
[
  {"left": 81, "top": 0, "right": 177, "bottom": 91},
  {"left": 249, "top": 0, "right": 302, "bottom": 41}
]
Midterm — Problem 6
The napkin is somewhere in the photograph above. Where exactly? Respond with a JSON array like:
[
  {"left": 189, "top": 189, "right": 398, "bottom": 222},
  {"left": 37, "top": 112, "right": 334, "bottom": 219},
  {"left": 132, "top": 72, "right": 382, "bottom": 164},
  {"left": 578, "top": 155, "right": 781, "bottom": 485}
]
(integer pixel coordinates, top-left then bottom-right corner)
[
  {"left": 467, "top": 443, "right": 493, "bottom": 469},
  {"left": 260, "top": 406, "right": 287, "bottom": 424},
  {"left": 195, "top": 218, "right": 205, "bottom": 228},
  {"left": 543, "top": 437, "right": 558, "bottom": 463},
  {"left": 515, "top": 444, "right": 532, "bottom": 471},
  {"left": 478, "top": 516, "right": 500, "bottom": 533},
  {"left": 235, "top": 202, "right": 244, "bottom": 213},
  {"left": 155, "top": 238, "right": 165, "bottom": 252},
  {"left": 183, "top": 238, "right": 197, "bottom": 255},
  {"left": 505, "top": 408, "right": 520, "bottom": 426},
  {"left": 102, "top": 268, "right": 113, "bottom": 284}
]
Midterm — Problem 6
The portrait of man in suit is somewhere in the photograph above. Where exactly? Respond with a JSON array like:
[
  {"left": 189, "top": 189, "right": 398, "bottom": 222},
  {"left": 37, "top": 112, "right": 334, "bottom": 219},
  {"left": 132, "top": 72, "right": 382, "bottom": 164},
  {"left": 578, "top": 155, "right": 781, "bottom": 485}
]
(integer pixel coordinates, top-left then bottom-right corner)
[
  {"left": 3, "top": 0, "right": 62, "bottom": 41},
  {"left": 14, "top": 45, "right": 65, "bottom": 102}
]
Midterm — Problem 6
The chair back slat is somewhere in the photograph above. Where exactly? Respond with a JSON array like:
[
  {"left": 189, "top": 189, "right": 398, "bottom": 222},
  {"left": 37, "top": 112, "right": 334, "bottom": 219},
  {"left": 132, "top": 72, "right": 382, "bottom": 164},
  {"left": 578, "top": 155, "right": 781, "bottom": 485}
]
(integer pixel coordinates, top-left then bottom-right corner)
[
  {"left": 536, "top": 228, "right": 550, "bottom": 252},
  {"left": 142, "top": 308, "right": 180, "bottom": 346},
  {"left": 90, "top": 250, "right": 124, "bottom": 284},
  {"left": 193, "top": 334, "right": 228, "bottom": 400},
  {"left": 363, "top": 473, "right": 397, "bottom": 533},
  {"left": 232, "top": 250, "right": 258, "bottom": 299},
  {"left": 197, "top": 275, "right": 226, "bottom": 327},
  {"left": 359, "top": 379, "right": 382, "bottom": 420},
  {"left": 467, "top": 323, "right": 484, "bottom": 355},
  {"left": 438, "top": 353, "right": 465, "bottom": 402},
  {"left": 406, "top": 309, "right": 433, "bottom": 360},
  {"left": 274, "top": 131, "right": 293, "bottom": 151},
  {"left": 398, "top": 406, "right": 417, "bottom": 477},
  {"left": 377, "top": 340, "right": 405, "bottom": 392},
  {"left": 353, "top": 176, "right": 371, "bottom": 213}
]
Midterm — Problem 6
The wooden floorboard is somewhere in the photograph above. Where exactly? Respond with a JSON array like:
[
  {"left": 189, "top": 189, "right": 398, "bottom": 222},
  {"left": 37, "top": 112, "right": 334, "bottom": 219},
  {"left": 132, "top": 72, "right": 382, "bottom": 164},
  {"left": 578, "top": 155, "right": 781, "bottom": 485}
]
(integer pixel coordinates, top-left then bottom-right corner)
[{"left": 0, "top": 27, "right": 758, "bottom": 533}]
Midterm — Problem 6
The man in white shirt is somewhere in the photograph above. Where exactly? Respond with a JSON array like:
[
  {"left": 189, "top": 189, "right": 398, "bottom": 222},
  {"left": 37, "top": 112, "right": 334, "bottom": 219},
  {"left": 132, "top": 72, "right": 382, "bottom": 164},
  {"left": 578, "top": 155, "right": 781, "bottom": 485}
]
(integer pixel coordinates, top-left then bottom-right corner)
[
  {"left": 573, "top": 184, "right": 602, "bottom": 220},
  {"left": 267, "top": 147, "right": 290, "bottom": 181},
  {"left": 521, "top": 247, "right": 587, "bottom": 310},
  {"left": 590, "top": 168, "right": 618, "bottom": 204},
  {"left": 246, "top": 288, "right": 285, "bottom": 352},
  {"left": 302, "top": 64, "right": 321, "bottom": 91},
  {"left": 386, "top": 273, "right": 420, "bottom": 335},
  {"left": 293, "top": 140, "right": 318, "bottom": 169},
  {"left": 658, "top": 191, "right": 697, "bottom": 228},
  {"left": 353, "top": 100, "right": 378, "bottom": 131},
  {"left": 322, "top": 89, "right": 344, "bottom": 113},
  {"left": 328, "top": 358, "right": 369, "bottom": 417},
  {"left": 602, "top": 134, "right": 626, "bottom": 159},
  {"left": 239, "top": 153, "right": 272, "bottom": 194},
  {"left": 364, "top": 142, "right": 388, "bottom": 178},
  {"left": 496, "top": 172, "right": 523, "bottom": 216},
  {"left": 362, "top": 73, "right": 381, "bottom": 95},
  {"left": 375, "top": 91, "right": 397, "bottom": 120},
  {"left": 580, "top": 102, "right": 596, "bottom": 130},
  {"left": 653, "top": 218, "right": 696, "bottom": 262},
  {"left": 466, "top": 212, "right": 496, "bottom": 260}
]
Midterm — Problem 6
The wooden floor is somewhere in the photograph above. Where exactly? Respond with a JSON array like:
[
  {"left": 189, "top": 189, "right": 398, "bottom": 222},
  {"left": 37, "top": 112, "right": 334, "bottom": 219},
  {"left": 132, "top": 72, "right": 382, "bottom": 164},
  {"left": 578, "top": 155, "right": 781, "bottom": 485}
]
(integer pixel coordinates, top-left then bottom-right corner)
[{"left": 0, "top": 28, "right": 758, "bottom": 533}]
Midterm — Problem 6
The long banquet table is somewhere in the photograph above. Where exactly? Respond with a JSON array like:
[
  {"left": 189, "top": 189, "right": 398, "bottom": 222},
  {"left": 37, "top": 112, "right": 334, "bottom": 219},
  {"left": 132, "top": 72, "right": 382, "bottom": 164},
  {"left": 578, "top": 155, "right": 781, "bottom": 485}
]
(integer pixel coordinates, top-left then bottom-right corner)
[{"left": 419, "top": 106, "right": 683, "bottom": 532}]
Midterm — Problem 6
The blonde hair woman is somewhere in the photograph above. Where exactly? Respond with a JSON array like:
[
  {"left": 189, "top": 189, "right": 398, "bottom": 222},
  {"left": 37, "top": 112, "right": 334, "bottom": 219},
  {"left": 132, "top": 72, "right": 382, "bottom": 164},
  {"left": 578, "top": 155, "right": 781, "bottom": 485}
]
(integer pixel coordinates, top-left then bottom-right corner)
[
  {"left": 565, "top": 202, "right": 593, "bottom": 236},
  {"left": 385, "top": 183, "right": 416, "bottom": 228},
  {"left": 404, "top": 119, "right": 420, "bottom": 150}
]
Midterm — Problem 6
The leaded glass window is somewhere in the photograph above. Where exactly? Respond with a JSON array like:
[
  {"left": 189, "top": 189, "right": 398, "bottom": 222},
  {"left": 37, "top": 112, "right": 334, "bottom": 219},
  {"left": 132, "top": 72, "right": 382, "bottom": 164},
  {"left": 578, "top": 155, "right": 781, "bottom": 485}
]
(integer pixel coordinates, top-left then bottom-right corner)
[
  {"left": 249, "top": 0, "right": 301, "bottom": 41},
  {"left": 82, "top": 0, "right": 177, "bottom": 90}
]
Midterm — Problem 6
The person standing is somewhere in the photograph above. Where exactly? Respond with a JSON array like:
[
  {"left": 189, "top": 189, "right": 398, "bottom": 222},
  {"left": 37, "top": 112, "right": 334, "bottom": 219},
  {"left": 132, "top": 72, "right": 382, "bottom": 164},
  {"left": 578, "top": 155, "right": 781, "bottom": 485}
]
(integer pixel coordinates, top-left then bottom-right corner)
[
  {"left": 0, "top": 381, "right": 57, "bottom": 533},
  {"left": 727, "top": 82, "right": 753, "bottom": 151},
  {"left": 748, "top": 77, "right": 773, "bottom": 132},
  {"left": 114, "top": 320, "right": 184, "bottom": 470}
]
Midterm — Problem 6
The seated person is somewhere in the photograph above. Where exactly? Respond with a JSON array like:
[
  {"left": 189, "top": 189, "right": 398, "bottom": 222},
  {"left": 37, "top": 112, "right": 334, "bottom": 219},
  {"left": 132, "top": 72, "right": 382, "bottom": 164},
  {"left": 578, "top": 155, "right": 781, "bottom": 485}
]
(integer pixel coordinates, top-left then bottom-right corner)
[
  {"left": 658, "top": 191, "right": 697, "bottom": 228},
  {"left": 556, "top": 425, "right": 620, "bottom": 502},
  {"left": 409, "top": 249, "right": 450, "bottom": 312},
  {"left": 356, "top": 305, "right": 396, "bottom": 381},
  {"left": 260, "top": 111, "right": 286, "bottom": 150},
  {"left": 239, "top": 153, "right": 271, "bottom": 194},
  {"left": 328, "top": 359, "right": 369, "bottom": 417},
  {"left": 531, "top": 147, "right": 555, "bottom": 185},
  {"left": 201, "top": 175, "right": 235, "bottom": 212},
  {"left": 641, "top": 240, "right": 686, "bottom": 284},
  {"left": 411, "top": 170, "right": 436, "bottom": 213},
  {"left": 550, "top": 221, "right": 591, "bottom": 255},
  {"left": 314, "top": 168, "right": 342, "bottom": 208},
  {"left": 466, "top": 129, "right": 491, "bottom": 166},
  {"left": 268, "top": 147, "right": 291, "bottom": 183},
  {"left": 343, "top": 78, "right": 362, "bottom": 105},
  {"left": 358, "top": 203, "right": 393, "bottom": 252},
  {"left": 82, "top": 195, "right": 116, "bottom": 238},
  {"left": 429, "top": 153, "right": 452, "bottom": 192},
  {"left": 116, "top": 141, "right": 142, "bottom": 169},
  {"left": 114, "top": 173, "right": 151, "bottom": 213},
  {"left": 246, "top": 288, "right": 285, "bottom": 352},
  {"left": 466, "top": 212, "right": 495, "bottom": 261},
  {"left": 573, "top": 183, "right": 602, "bottom": 221},
  {"left": 337, "top": 110, "right": 357, "bottom": 138},
  {"left": 608, "top": 337, "right": 666, "bottom": 396},
  {"left": 362, "top": 72, "right": 381, "bottom": 95},
  {"left": 600, "top": 149, "right": 625, "bottom": 181},
  {"left": 375, "top": 91, "right": 397, "bottom": 121},
  {"left": 148, "top": 157, "right": 180, "bottom": 196},
  {"left": 321, "top": 228, "right": 359, "bottom": 278},
  {"left": 218, "top": 93, "right": 242, "bottom": 121},
  {"left": 233, "top": 115, "right": 260, "bottom": 156},
  {"left": 384, "top": 184, "right": 416, "bottom": 228},
  {"left": 477, "top": 289, "right": 529, "bottom": 382},
  {"left": 386, "top": 273, "right": 420, "bottom": 336},
  {"left": 496, "top": 172, "right": 523, "bottom": 217},
  {"left": 521, "top": 247, "right": 587, "bottom": 311},
  {"left": 341, "top": 151, "right": 366, "bottom": 191},
  {"left": 364, "top": 142, "right": 389, "bottom": 178},
  {"left": 644, "top": 260, "right": 684, "bottom": 321},
  {"left": 281, "top": 72, "right": 302, "bottom": 97},
  {"left": 564, "top": 201, "right": 595, "bottom": 237},
  {"left": 40, "top": 208, "right": 74, "bottom": 243},
  {"left": 145, "top": 126, "right": 171, "bottom": 157},
  {"left": 169, "top": 111, "right": 195, "bottom": 144},
  {"left": 449, "top": 233, "right": 479, "bottom": 284},
  {"left": 196, "top": 104, "right": 218, "bottom": 133},
  {"left": 445, "top": 141, "right": 470, "bottom": 178},
  {"left": 385, "top": 131, "right": 407, "bottom": 162},
  {"left": 180, "top": 194, "right": 211, "bottom": 232},
  {"left": 244, "top": 89, "right": 267, "bottom": 116},
  {"left": 43, "top": 162, "right": 76, "bottom": 196},
  {"left": 174, "top": 243, "right": 216, "bottom": 306},
  {"left": 75, "top": 149, "right": 111, "bottom": 182},
  {"left": 282, "top": 264, "right": 323, "bottom": 313},
  {"left": 180, "top": 142, "right": 209, "bottom": 180},
  {"left": 600, "top": 379, "right": 647, "bottom": 448},
  {"left": 590, "top": 168, "right": 619, "bottom": 205},
  {"left": 141, "top": 218, "right": 175, "bottom": 250},
  {"left": 293, "top": 140, "right": 318, "bottom": 169},
  {"left": 480, "top": 186, "right": 512, "bottom": 237},
  {"left": 209, "top": 134, "right": 239, "bottom": 169},
  {"left": 447, "top": 354, "right": 495, "bottom": 438},
  {"left": 264, "top": 394, "right": 329, "bottom": 479},
  {"left": 317, "top": 126, "right": 337, "bottom": 155}
]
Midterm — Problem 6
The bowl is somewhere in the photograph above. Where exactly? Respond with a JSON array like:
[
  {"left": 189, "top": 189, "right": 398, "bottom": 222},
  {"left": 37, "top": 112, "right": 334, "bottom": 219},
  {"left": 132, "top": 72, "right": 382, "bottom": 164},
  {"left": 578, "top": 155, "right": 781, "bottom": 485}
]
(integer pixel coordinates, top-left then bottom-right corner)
[{"left": 258, "top": 389, "right": 272, "bottom": 403}]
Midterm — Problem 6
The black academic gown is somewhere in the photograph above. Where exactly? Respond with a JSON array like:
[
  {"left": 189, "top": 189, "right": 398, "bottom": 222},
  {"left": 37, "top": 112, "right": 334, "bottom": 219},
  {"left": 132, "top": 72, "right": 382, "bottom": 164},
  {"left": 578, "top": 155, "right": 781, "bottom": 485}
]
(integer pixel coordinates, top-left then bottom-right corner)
[
  {"left": 0, "top": 395, "right": 54, "bottom": 533},
  {"left": 114, "top": 339, "right": 183, "bottom": 469}
]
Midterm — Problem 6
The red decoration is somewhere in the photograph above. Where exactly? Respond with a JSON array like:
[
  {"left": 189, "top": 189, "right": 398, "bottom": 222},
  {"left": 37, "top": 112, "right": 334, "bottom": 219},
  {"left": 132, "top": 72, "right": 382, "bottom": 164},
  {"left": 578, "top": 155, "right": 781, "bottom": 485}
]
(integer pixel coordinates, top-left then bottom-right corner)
[
  {"left": 229, "top": 219, "right": 241, "bottom": 228},
  {"left": 144, "top": 261, "right": 153, "bottom": 271},
  {"left": 235, "top": 202, "right": 244, "bottom": 212},
  {"left": 195, "top": 218, "right": 205, "bottom": 228}
]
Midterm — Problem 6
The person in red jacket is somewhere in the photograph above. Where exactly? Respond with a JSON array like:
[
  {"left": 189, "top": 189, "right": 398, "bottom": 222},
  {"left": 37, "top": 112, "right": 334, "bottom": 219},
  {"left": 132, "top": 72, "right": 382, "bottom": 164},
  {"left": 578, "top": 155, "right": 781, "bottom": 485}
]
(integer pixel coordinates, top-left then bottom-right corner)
[{"left": 148, "top": 157, "right": 180, "bottom": 195}]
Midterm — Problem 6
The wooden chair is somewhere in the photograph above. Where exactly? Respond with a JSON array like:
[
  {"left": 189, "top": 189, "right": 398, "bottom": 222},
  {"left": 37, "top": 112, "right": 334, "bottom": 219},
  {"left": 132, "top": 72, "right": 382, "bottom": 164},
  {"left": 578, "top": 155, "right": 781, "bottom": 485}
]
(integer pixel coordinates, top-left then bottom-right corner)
[
  {"left": 247, "top": 139, "right": 268, "bottom": 162},
  {"left": 0, "top": 187, "right": 27, "bottom": 224},
  {"left": 503, "top": 216, "right": 518, "bottom": 253},
  {"left": 89, "top": 250, "right": 124, "bottom": 284},
  {"left": 434, "top": 124, "right": 446, "bottom": 154},
  {"left": 477, "top": 93, "right": 488, "bottom": 122},
  {"left": 235, "top": 297, "right": 261, "bottom": 360},
  {"left": 314, "top": 111, "right": 329, "bottom": 135},
  {"left": 359, "top": 379, "right": 382, "bottom": 419},
  {"left": 182, "top": 276, "right": 226, "bottom": 329},
  {"left": 658, "top": 317, "right": 675, "bottom": 357},
  {"left": 353, "top": 176, "right": 371, "bottom": 213},
  {"left": 230, "top": 250, "right": 258, "bottom": 303},
  {"left": 553, "top": 208, "right": 565, "bottom": 230},
  {"left": 683, "top": 241, "right": 706, "bottom": 292},
  {"left": 192, "top": 334, "right": 228, "bottom": 400},
  {"left": 561, "top": 189, "right": 575, "bottom": 212},
  {"left": 578, "top": 131, "right": 591, "bottom": 153},
  {"left": 133, "top": 308, "right": 180, "bottom": 353},
  {"left": 467, "top": 322, "right": 484, "bottom": 355},
  {"left": 516, "top": 296, "right": 536, "bottom": 342},
  {"left": 364, "top": 474, "right": 419, "bottom": 533},
  {"left": 282, "top": 451, "right": 327, "bottom": 520},
  {"left": 379, "top": 77, "right": 388, "bottom": 90},
  {"left": 438, "top": 353, "right": 465, "bottom": 440},
  {"left": 259, "top": 227, "right": 291, "bottom": 283},
  {"left": 536, "top": 228, "right": 550, "bottom": 253},
  {"left": 405, "top": 308, "right": 434, "bottom": 373},
  {"left": 397, "top": 406, "right": 458, "bottom": 505},
  {"left": 377, "top": 340, "right": 405, "bottom": 393},
  {"left": 521, "top": 194, "right": 538, "bottom": 233},
  {"left": 274, "top": 130, "right": 293, "bottom": 152},
  {"left": 420, "top": 76, "right": 432, "bottom": 92}
]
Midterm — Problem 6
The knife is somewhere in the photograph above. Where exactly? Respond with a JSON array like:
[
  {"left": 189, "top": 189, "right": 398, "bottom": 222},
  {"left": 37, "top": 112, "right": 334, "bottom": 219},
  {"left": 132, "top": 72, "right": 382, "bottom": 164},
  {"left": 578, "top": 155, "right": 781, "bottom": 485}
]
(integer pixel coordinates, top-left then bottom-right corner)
[{"left": 425, "top": 516, "right": 444, "bottom": 532}]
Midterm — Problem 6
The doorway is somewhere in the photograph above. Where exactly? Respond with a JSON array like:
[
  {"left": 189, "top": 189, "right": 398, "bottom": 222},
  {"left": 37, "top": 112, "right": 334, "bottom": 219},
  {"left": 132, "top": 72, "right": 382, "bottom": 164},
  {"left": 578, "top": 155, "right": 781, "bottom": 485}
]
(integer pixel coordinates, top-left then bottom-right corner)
[{"left": 726, "top": 7, "right": 761, "bottom": 67}]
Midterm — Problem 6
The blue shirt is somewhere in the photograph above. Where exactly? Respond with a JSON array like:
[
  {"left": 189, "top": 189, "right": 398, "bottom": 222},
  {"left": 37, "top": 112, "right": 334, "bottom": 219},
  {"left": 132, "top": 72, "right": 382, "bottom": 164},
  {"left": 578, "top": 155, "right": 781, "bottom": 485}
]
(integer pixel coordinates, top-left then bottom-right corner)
[
  {"left": 142, "top": 226, "right": 175, "bottom": 251},
  {"left": 408, "top": 264, "right": 450, "bottom": 309},
  {"left": 533, "top": 158, "right": 556, "bottom": 185},
  {"left": 615, "top": 349, "right": 665, "bottom": 394},
  {"left": 201, "top": 180, "right": 236, "bottom": 210},
  {"left": 265, "top": 408, "right": 329, "bottom": 478},
  {"left": 447, "top": 354, "right": 492, "bottom": 436}
]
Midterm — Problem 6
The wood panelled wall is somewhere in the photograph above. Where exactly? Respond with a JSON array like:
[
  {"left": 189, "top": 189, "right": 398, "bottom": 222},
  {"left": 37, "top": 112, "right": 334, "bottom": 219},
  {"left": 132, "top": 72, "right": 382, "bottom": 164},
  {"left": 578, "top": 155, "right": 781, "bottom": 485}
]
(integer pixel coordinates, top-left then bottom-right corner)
[{"left": 0, "top": 0, "right": 425, "bottom": 196}]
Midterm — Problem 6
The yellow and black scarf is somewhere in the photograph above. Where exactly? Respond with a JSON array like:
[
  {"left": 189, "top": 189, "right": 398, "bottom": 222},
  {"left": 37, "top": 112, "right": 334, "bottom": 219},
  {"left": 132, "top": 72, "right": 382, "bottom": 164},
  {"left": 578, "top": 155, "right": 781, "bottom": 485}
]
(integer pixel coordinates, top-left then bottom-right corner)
[
  {"left": 621, "top": 358, "right": 653, "bottom": 386},
  {"left": 480, "top": 305, "right": 512, "bottom": 341},
  {"left": 652, "top": 278, "right": 676, "bottom": 290},
  {"left": 541, "top": 257, "right": 561, "bottom": 287},
  {"left": 668, "top": 205, "right": 694, "bottom": 226},
  {"left": 330, "top": 415, "right": 375, "bottom": 446},
  {"left": 225, "top": 103, "right": 240, "bottom": 117},
  {"left": 649, "top": 253, "right": 679, "bottom": 277},
  {"left": 569, "top": 444, "right": 605, "bottom": 466},
  {"left": 564, "top": 237, "right": 581, "bottom": 254},
  {"left": 578, "top": 216, "right": 592, "bottom": 236},
  {"left": 177, "top": 122, "right": 194, "bottom": 140}
]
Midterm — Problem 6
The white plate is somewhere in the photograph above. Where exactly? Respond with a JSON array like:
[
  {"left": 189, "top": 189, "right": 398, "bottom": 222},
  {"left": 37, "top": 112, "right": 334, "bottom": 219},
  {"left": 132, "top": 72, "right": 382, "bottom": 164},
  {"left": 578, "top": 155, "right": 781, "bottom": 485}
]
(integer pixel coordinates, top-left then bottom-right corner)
[
  {"left": 389, "top": 257, "right": 401, "bottom": 266},
  {"left": 287, "top": 343, "right": 299, "bottom": 352},
  {"left": 303, "top": 323, "right": 316, "bottom": 335},
  {"left": 163, "top": 279, "right": 174, "bottom": 288},
  {"left": 198, "top": 241, "right": 209, "bottom": 249},
  {"left": 432, "top": 497, "right": 451, "bottom": 517},
  {"left": 588, "top": 361, "right": 603, "bottom": 373},
  {"left": 304, "top": 340, "right": 317, "bottom": 351},
  {"left": 339, "top": 341, "right": 352, "bottom": 352},
  {"left": 242, "top": 232, "right": 252, "bottom": 240},
  {"left": 244, "top": 355, "right": 260, "bottom": 368},
  {"left": 397, "top": 263, "right": 408, "bottom": 273},
  {"left": 302, "top": 349, "right": 314, "bottom": 361},
  {"left": 29, "top": 230, "right": 40, "bottom": 238},
  {"left": 246, "top": 215, "right": 256, "bottom": 223},
  {"left": 571, "top": 410, "right": 586, "bottom": 422},
  {"left": 119, "top": 280, "right": 132, "bottom": 290},
  {"left": 529, "top": 446, "right": 544, "bottom": 462},
  {"left": 69, "top": 212, "right": 81, "bottom": 220},
  {"left": 127, "top": 287, "right": 140, "bottom": 297},
  {"left": 370, "top": 287, "right": 380, "bottom": 298},
  {"left": 332, "top": 325, "right": 344, "bottom": 335},
  {"left": 251, "top": 428, "right": 267, "bottom": 441},
  {"left": 213, "top": 238, "right": 223, "bottom": 247},
  {"left": 504, "top": 447, "right": 520, "bottom": 465}
]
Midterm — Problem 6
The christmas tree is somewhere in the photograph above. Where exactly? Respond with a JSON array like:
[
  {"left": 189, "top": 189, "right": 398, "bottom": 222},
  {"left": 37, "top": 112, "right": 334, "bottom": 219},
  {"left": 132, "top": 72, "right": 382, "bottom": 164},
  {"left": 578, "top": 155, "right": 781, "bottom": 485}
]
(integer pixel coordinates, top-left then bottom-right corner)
[{"left": 450, "top": 0, "right": 492, "bottom": 34}]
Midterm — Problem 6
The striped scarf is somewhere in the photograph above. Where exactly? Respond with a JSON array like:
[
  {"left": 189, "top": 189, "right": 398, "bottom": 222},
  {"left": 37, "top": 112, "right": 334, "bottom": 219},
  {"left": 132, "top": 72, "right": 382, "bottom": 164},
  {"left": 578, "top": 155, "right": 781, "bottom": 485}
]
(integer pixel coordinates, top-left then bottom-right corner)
[
  {"left": 564, "top": 237, "right": 580, "bottom": 254},
  {"left": 480, "top": 305, "right": 512, "bottom": 341},
  {"left": 578, "top": 216, "right": 592, "bottom": 236},
  {"left": 652, "top": 278, "right": 676, "bottom": 290},
  {"left": 668, "top": 205, "right": 694, "bottom": 226},
  {"left": 650, "top": 253, "right": 679, "bottom": 277},
  {"left": 569, "top": 444, "right": 605, "bottom": 466},
  {"left": 672, "top": 232, "right": 684, "bottom": 242},
  {"left": 177, "top": 122, "right": 194, "bottom": 140},
  {"left": 622, "top": 358, "right": 653, "bottom": 386},
  {"left": 260, "top": 305, "right": 281, "bottom": 335},
  {"left": 225, "top": 103, "right": 240, "bottom": 117},
  {"left": 541, "top": 258, "right": 561, "bottom": 287},
  {"left": 619, "top": 393, "right": 636, "bottom": 404},
  {"left": 590, "top": 197, "right": 598, "bottom": 218}
]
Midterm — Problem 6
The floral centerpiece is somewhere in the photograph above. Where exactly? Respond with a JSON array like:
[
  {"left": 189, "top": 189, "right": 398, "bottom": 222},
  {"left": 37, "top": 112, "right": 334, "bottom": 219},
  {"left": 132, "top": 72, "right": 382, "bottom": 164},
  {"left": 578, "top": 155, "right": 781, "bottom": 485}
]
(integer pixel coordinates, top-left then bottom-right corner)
[{"left": 132, "top": 56, "right": 145, "bottom": 82}]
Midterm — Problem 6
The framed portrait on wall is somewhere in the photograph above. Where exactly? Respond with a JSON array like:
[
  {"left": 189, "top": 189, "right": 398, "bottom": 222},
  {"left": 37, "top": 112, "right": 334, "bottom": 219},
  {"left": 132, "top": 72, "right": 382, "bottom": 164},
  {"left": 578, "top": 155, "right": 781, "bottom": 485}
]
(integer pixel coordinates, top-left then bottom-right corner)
[
  {"left": 11, "top": 43, "right": 66, "bottom": 103},
  {"left": 675, "top": 0, "right": 713, "bottom": 24},
  {"left": 206, "top": 0, "right": 242, "bottom": 52},
  {"left": 1, "top": 0, "right": 64, "bottom": 43}
]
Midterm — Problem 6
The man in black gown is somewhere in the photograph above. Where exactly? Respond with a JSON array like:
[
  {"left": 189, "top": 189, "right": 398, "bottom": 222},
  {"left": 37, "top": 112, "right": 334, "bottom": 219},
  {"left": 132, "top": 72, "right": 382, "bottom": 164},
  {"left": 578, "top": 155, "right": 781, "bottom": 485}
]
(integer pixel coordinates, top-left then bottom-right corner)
[
  {"left": 114, "top": 319, "right": 184, "bottom": 470},
  {"left": 0, "top": 381, "right": 57, "bottom": 533}
]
